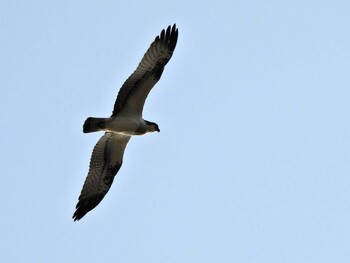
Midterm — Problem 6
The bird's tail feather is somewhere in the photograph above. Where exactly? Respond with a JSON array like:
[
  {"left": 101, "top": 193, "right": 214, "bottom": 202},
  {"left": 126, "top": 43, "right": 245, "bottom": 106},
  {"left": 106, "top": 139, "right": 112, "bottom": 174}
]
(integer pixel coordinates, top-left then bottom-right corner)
[{"left": 83, "top": 117, "right": 107, "bottom": 133}]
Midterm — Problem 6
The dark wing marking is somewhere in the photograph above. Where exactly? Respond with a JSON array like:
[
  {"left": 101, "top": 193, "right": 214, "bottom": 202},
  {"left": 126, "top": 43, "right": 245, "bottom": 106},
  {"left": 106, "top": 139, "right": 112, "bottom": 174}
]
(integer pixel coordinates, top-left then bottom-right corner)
[
  {"left": 112, "top": 24, "right": 178, "bottom": 117},
  {"left": 73, "top": 132, "right": 131, "bottom": 221}
]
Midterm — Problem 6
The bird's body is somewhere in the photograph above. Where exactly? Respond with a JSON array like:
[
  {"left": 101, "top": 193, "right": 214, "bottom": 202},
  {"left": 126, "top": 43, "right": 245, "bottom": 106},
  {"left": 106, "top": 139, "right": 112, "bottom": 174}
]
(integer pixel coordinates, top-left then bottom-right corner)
[
  {"left": 73, "top": 24, "right": 178, "bottom": 221},
  {"left": 83, "top": 114, "right": 158, "bottom": 135}
]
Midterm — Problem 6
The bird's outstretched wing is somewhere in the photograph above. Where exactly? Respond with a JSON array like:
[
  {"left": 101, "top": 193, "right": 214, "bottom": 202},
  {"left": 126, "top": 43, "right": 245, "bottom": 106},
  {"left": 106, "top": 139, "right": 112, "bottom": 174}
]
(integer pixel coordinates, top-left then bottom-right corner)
[
  {"left": 112, "top": 24, "right": 178, "bottom": 117},
  {"left": 73, "top": 132, "right": 131, "bottom": 221}
]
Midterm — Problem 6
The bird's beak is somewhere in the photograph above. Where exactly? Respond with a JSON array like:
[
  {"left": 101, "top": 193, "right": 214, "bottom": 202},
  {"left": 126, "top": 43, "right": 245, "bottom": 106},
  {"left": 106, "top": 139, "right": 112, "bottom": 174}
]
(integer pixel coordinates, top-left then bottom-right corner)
[{"left": 157, "top": 128, "right": 160, "bottom": 132}]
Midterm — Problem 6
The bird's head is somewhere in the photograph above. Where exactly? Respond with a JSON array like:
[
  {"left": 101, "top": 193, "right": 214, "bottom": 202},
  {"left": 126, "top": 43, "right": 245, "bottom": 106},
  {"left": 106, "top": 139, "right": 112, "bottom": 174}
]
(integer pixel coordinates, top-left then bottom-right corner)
[{"left": 145, "top": 120, "right": 160, "bottom": 133}]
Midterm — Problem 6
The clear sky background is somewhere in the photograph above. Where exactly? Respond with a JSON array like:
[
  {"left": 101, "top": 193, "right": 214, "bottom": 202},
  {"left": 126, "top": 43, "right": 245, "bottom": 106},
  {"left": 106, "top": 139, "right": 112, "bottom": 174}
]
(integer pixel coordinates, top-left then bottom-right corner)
[{"left": 1, "top": 0, "right": 349, "bottom": 262}]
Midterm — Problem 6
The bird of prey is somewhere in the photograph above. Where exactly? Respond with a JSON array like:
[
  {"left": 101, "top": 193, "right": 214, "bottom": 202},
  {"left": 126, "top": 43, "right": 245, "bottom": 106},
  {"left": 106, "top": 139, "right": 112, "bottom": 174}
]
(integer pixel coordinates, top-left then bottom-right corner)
[{"left": 73, "top": 25, "right": 178, "bottom": 221}]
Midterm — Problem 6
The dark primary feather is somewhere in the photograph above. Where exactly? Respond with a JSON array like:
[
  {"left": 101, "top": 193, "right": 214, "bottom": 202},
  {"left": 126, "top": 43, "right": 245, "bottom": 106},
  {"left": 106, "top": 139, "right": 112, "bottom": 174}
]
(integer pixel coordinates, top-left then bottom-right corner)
[
  {"left": 112, "top": 24, "right": 178, "bottom": 116},
  {"left": 73, "top": 133, "right": 130, "bottom": 221}
]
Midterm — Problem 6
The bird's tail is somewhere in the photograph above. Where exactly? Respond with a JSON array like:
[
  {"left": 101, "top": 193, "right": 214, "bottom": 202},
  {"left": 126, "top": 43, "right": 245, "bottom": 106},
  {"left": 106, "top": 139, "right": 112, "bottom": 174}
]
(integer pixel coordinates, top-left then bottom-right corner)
[{"left": 83, "top": 117, "right": 107, "bottom": 133}]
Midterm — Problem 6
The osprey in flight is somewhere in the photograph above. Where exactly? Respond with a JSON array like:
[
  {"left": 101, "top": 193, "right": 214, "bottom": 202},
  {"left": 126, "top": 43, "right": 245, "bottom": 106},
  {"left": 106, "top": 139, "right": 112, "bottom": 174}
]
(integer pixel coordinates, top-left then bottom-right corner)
[{"left": 73, "top": 25, "right": 178, "bottom": 221}]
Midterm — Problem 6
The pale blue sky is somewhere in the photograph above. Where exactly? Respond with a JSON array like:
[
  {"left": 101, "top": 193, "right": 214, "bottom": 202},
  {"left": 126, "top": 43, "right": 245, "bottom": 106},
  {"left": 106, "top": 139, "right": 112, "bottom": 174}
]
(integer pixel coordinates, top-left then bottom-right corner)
[{"left": 1, "top": 0, "right": 350, "bottom": 262}]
